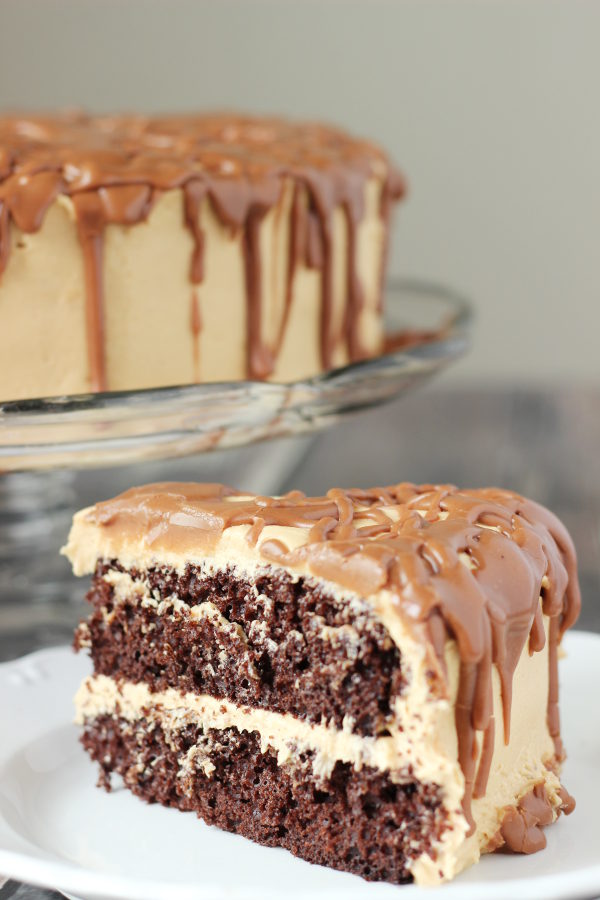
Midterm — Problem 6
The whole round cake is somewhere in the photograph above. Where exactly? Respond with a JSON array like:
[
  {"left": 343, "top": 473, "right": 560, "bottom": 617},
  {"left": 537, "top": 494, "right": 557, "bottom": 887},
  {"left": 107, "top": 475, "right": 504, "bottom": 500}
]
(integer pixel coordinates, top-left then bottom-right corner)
[{"left": 0, "top": 112, "right": 405, "bottom": 401}]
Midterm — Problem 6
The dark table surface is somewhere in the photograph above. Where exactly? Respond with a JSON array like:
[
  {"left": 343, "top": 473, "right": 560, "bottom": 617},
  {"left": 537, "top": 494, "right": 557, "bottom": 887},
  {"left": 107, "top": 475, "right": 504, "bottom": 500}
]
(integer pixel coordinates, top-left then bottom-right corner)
[{"left": 2, "top": 384, "right": 599, "bottom": 899}]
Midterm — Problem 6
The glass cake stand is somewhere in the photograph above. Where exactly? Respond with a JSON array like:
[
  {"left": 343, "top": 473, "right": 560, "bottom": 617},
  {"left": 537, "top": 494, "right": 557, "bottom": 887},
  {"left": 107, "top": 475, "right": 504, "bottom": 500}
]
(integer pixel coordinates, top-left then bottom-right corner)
[{"left": 0, "top": 280, "right": 471, "bottom": 658}]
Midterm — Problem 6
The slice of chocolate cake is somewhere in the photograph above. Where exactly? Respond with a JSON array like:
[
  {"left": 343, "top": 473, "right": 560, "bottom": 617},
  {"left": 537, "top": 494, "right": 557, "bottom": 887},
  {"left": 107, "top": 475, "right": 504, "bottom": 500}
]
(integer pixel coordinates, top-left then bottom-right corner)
[{"left": 63, "top": 482, "right": 580, "bottom": 886}]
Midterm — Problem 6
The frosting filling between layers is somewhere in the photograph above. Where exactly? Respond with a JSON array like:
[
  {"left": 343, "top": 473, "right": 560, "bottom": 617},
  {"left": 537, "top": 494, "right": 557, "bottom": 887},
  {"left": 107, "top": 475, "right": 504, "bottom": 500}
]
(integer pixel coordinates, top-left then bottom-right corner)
[{"left": 76, "top": 673, "right": 422, "bottom": 780}]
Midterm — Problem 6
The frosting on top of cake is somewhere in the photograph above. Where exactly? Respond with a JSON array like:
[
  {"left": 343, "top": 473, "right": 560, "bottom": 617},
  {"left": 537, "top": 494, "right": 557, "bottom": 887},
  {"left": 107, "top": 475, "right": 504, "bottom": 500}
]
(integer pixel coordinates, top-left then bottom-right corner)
[{"left": 0, "top": 112, "right": 403, "bottom": 200}]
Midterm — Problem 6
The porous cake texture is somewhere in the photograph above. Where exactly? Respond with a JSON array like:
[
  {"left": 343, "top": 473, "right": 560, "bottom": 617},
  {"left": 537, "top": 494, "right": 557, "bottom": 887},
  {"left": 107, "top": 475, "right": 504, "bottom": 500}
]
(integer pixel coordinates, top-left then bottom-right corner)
[
  {"left": 0, "top": 113, "right": 404, "bottom": 400},
  {"left": 64, "top": 481, "right": 580, "bottom": 885}
]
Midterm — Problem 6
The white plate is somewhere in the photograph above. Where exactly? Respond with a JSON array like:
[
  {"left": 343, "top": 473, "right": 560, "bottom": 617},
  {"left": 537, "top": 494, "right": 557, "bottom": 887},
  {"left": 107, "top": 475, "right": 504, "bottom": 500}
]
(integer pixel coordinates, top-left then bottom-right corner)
[{"left": 1, "top": 633, "right": 599, "bottom": 900}]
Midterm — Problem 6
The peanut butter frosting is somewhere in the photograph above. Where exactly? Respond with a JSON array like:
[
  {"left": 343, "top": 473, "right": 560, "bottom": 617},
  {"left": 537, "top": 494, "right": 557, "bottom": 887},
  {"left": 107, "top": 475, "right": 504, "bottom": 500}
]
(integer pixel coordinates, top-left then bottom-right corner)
[
  {"left": 64, "top": 480, "right": 581, "bottom": 831},
  {"left": 0, "top": 112, "right": 404, "bottom": 389}
]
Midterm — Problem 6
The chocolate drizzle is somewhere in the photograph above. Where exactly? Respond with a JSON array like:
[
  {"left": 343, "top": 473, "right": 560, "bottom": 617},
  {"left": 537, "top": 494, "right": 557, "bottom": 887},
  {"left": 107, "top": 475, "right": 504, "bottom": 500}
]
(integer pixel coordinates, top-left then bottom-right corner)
[
  {"left": 243, "top": 207, "right": 273, "bottom": 379},
  {"left": 78, "top": 481, "right": 581, "bottom": 826},
  {"left": 183, "top": 180, "right": 206, "bottom": 382},
  {"left": 182, "top": 179, "right": 206, "bottom": 284},
  {"left": 0, "top": 113, "right": 405, "bottom": 389},
  {"left": 489, "top": 781, "right": 576, "bottom": 854},
  {"left": 189, "top": 292, "right": 202, "bottom": 383},
  {"left": 71, "top": 192, "right": 107, "bottom": 392}
]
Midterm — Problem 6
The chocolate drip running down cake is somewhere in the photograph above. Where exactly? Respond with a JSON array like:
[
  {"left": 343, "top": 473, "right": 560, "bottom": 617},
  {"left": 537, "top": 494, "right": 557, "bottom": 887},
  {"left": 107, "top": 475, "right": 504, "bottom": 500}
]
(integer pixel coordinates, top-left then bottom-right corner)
[
  {"left": 64, "top": 481, "right": 580, "bottom": 886},
  {"left": 0, "top": 113, "right": 404, "bottom": 401}
]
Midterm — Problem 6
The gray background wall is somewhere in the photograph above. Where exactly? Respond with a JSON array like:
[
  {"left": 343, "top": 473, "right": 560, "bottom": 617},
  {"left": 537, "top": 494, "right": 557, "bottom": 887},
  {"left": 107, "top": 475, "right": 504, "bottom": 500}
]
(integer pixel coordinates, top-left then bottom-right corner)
[{"left": 1, "top": 0, "right": 598, "bottom": 384}]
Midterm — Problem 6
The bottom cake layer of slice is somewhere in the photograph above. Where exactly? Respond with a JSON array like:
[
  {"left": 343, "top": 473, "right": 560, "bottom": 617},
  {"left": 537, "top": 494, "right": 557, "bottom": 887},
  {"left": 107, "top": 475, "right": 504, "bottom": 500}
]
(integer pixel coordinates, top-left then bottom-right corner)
[{"left": 80, "top": 711, "right": 447, "bottom": 884}]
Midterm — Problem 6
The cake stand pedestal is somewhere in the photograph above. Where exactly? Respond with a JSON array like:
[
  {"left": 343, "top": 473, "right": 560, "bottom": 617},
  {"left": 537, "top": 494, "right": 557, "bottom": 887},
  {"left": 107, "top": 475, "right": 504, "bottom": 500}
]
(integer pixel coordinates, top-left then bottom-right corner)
[{"left": 0, "top": 281, "right": 471, "bottom": 658}]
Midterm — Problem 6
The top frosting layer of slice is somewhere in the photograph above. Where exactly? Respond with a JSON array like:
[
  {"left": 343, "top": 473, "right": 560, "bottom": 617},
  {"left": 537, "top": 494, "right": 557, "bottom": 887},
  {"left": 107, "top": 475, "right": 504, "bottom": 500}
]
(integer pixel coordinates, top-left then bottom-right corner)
[{"left": 64, "top": 480, "right": 580, "bottom": 645}]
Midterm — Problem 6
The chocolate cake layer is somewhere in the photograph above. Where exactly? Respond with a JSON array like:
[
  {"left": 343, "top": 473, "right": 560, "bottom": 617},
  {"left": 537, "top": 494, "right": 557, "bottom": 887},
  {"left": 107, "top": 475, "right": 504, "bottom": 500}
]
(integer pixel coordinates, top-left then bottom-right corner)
[
  {"left": 81, "top": 713, "right": 446, "bottom": 884},
  {"left": 79, "top": 562, "right": 403, "bottom": 736}
]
